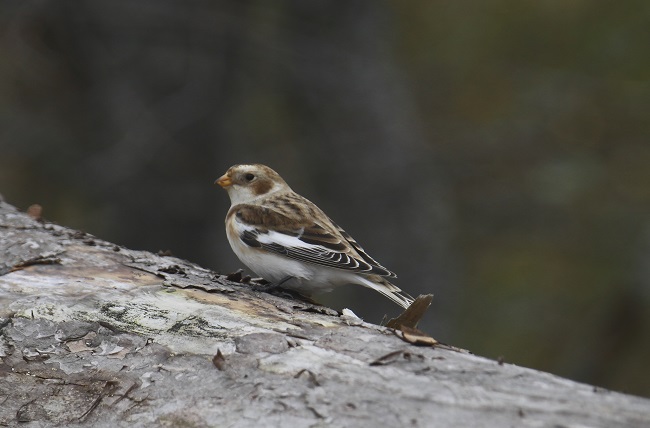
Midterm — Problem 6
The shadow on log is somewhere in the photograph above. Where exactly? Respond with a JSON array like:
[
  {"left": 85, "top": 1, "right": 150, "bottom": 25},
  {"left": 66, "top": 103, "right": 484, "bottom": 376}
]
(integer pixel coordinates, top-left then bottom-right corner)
[{"left": 1, "top": 197, "right": 649, "bottom": 427}]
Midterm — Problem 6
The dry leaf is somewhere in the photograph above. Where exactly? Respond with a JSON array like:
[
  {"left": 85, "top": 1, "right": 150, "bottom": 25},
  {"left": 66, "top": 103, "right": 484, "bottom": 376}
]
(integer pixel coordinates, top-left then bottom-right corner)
[
  {"left": 212, "top": 349, "right": 226, "bottom": 370},
  {"left": 385, "top": 294, "right": 433, "bottom": 330},
  {"left": 27, "top": 204, "right": 43, "bottom": 221},
  {"left": 399, "top": 325, "right": 438, "bottom": 346}
]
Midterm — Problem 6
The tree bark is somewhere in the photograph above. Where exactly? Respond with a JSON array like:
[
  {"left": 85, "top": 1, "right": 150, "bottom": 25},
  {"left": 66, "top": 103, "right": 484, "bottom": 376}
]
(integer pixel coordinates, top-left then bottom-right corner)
[{"left": 1, "top": 197, "right": 649, "bottom": 427}]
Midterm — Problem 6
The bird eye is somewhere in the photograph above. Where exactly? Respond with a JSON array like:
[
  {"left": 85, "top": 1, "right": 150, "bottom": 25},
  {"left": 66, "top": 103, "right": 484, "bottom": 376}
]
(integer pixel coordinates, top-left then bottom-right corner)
[{"left": 244, "top": 173, "right": 255, "bottom": 182}]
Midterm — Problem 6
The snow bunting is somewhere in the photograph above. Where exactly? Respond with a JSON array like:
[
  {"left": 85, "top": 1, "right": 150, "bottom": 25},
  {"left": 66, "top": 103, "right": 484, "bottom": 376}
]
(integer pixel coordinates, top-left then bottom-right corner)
[{"left": 215, "top": 164, "right": 414, "bottom": 309}]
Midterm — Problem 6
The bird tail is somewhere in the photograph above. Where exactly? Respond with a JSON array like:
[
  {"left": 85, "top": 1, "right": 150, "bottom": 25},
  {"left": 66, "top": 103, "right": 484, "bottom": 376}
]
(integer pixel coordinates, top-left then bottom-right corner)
[{"left": 357, "top": 275, "right": 415, "bottom": 309}]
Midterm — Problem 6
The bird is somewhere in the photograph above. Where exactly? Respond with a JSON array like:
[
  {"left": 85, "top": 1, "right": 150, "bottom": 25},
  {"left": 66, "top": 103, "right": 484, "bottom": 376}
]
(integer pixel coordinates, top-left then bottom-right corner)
[{"left": 215, "top": 164, "right": 414, "bottom": 309}]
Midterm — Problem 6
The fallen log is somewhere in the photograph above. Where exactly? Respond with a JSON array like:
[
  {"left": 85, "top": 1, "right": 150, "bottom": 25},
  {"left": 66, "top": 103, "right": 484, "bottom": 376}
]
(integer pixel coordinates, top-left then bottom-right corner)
[{"left": 1, "top": 197, "right": 649, "bottom": 427}]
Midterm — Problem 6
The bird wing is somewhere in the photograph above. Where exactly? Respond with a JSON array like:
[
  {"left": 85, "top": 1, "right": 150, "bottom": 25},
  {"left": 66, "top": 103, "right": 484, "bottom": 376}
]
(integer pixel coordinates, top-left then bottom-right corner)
[{"left": 230, "top": 204, "right": 396, "bottom": 278}]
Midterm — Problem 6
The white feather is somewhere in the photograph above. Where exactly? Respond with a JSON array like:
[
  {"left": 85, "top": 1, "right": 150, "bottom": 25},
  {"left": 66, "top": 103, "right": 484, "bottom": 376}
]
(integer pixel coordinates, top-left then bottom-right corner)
[
  {"left": 256, "top": 230, "right": 317, "bottom": 249},
  {"left": 227, "top": 213, "right": 412, "bottom": 306}
]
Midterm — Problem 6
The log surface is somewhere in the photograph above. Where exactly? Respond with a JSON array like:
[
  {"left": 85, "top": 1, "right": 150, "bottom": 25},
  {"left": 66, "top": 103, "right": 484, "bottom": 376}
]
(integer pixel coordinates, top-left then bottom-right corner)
[{"left": 1, "top": 197, "right": 649, "bottom": 427}]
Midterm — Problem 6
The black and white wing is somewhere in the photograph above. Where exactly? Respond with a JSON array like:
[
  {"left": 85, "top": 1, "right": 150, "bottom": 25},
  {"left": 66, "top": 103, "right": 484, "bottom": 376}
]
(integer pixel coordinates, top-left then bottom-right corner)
[{"left": 229, "top": 204, "right": 397, "bottom": 278}]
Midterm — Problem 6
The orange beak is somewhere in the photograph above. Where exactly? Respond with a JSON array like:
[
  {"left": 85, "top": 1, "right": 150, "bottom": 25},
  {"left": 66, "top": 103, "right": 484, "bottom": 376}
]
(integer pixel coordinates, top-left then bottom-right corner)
[{"left": 215, "top": 174, "right": 232, "bottom": 188}]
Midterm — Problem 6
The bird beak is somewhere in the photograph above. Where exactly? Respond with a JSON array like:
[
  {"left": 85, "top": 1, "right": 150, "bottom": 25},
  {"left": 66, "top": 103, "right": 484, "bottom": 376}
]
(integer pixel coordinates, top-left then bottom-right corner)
[{"left": 215, "top": 174, "right": 232, "bottom": 188}]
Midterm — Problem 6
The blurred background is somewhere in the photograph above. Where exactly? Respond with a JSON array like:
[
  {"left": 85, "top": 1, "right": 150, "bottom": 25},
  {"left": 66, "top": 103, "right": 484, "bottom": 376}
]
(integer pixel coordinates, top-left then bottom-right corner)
[{"left": 1, "top": 1, "right": 649, "bottom": 397}]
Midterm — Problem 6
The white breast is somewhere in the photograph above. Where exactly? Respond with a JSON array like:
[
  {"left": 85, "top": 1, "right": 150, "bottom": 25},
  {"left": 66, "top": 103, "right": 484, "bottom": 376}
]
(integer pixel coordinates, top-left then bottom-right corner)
[
  {"left": 225, "top": 214, "right": 313, "bottom": 284},
  {"left": 219, "top": 190, "right": 412, "bottom": 305},
  {"left": 224, "top": 213, "right": 369, "bottom": 295}
]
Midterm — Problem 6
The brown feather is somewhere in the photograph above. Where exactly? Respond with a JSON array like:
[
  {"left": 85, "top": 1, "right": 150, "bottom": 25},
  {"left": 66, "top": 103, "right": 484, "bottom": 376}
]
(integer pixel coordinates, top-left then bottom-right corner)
[{"left": 227, "top": 191, "right": 397, "bottom": 278}]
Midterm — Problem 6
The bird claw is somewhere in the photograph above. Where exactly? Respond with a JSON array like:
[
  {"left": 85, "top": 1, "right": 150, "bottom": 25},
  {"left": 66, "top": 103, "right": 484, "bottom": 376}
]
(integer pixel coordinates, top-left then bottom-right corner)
[{"left": 252, "top": 275, "right": 293, "bottom": 293}]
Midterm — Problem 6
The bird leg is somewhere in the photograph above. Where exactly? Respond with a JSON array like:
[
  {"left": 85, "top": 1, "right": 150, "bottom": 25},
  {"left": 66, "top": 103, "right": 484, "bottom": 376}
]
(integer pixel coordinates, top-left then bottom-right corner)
[{"left": 253, "top": 275, "right": 293, "bottom": 293}]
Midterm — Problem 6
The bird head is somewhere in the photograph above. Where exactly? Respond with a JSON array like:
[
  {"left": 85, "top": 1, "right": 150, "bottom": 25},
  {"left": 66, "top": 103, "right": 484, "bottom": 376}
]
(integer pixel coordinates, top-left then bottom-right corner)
[{"left": 216, "top": 164, "right": 290, "bottom": 205}]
